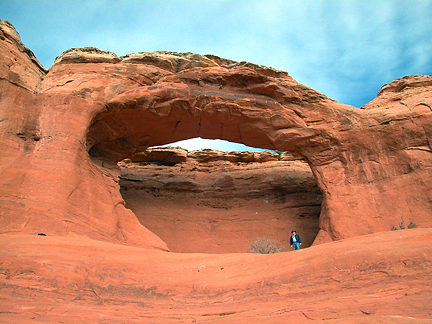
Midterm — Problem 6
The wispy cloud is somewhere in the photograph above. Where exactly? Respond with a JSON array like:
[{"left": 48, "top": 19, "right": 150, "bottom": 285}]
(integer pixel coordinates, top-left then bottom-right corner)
[{"left": 2, "top": 0, "right": 431, "bottom": 150}]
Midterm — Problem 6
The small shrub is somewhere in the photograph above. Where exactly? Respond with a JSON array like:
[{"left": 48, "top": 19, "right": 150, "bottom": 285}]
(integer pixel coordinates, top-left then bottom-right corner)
[
  {"left": 249, "top": 237, "right": 285, "bottom": 254},
  {"left": 408, "top": 221, "right": 417, "bottom": 229},
  {"left": 391, "top": 216, "right": 418, "bottom": 231},
  {"left": 398, "top": 216, "right": 406, "bottom": 229}
]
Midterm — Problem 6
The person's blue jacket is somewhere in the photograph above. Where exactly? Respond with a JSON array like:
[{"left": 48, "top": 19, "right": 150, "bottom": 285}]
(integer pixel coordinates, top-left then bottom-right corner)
[{"left": 290, "top": 234, "right": 301, "bottom": 245}]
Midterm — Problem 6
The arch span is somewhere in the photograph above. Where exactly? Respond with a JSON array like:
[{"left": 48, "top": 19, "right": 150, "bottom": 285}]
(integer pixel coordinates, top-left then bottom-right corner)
[
  {"left": 1, "top": 38, "right": 432, "bottom": 249},
  {"left": 85, "top": 67, "right": 323, "bottom": 162},
  {"left": 75, "top": 56, "right": 432, "bottom": 246}
]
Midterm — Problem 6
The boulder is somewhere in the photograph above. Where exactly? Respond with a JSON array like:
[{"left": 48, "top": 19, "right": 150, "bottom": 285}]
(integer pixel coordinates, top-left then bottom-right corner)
[{"left": 130, "top": 147, "right": 188, "bottom": 164}]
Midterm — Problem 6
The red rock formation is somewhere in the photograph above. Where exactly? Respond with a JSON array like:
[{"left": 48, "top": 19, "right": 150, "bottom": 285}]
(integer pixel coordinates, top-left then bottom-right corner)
[
  {"left": 1, "top": 19, "right": 432, "bottom": 324},
  {"left": 1, "top": 20, "right": 431, "bottom": 248}
]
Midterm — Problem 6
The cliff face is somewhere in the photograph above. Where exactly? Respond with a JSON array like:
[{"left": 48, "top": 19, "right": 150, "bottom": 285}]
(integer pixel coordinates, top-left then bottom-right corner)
[
  {"left": 1, "top": 19, "right": 431, "bottom": 248},
  {"left": 119, "top": 148, "right": 321, "bottom": 253}
]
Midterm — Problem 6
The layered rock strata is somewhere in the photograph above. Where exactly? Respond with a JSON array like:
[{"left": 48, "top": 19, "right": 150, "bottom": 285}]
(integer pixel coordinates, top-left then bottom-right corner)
[{"left": 120, "top": 148, "right": 321, "bottom": 253}]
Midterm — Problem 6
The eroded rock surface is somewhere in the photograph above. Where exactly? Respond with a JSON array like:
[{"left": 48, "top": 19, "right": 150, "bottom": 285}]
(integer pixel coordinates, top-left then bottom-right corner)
[
  {"left": 120, "top": 148, "right": 321, "bottom": 253},
  {"left": 1, "top": 19, "right": 432, "bottom": 248},
  {"left": 1, "top": 230, "right": 432, "bottom": 323}
]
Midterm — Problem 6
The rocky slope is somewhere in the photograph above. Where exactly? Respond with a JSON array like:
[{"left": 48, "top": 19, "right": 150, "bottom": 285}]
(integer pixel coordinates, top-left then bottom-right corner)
[
  {"left": 1, "top": 229, "right": 431, "bottom": 323},
  {"left": 119, "top": 148, "right": 322, "bottom": 253}
]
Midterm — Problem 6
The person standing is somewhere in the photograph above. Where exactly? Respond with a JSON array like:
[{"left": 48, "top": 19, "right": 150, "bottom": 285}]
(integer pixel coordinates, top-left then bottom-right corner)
[{"left": 290, "top": 230, "right": 301, "bottom": 250}]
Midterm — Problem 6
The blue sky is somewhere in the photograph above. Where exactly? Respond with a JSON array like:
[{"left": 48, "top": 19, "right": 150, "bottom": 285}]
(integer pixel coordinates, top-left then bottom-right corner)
[{"left": 2, "top": 0, "right": 432, "bottom": 151}]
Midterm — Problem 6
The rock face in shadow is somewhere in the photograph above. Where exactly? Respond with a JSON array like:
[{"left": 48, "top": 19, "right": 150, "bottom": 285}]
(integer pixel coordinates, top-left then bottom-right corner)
[
  {"left": 1, "top": 20, "right": 431, "bottom": 249},
  {"left": 120, "top": 149, "right": 321, "bottom": 253}
]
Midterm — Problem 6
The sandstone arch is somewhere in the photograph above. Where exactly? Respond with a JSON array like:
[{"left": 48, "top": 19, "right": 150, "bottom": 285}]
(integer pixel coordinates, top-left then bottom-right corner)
[{"left": 1, "top": 20, "right": 431, "bottom": 249}]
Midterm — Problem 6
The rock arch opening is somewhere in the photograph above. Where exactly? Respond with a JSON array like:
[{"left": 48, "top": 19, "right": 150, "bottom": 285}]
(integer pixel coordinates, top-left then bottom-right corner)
[
  {"left": 117, "top": 144, "right": 322, "bottom": 253},
  {"left": 85, "top": 69, "right": 329, "bottom": 252}
]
